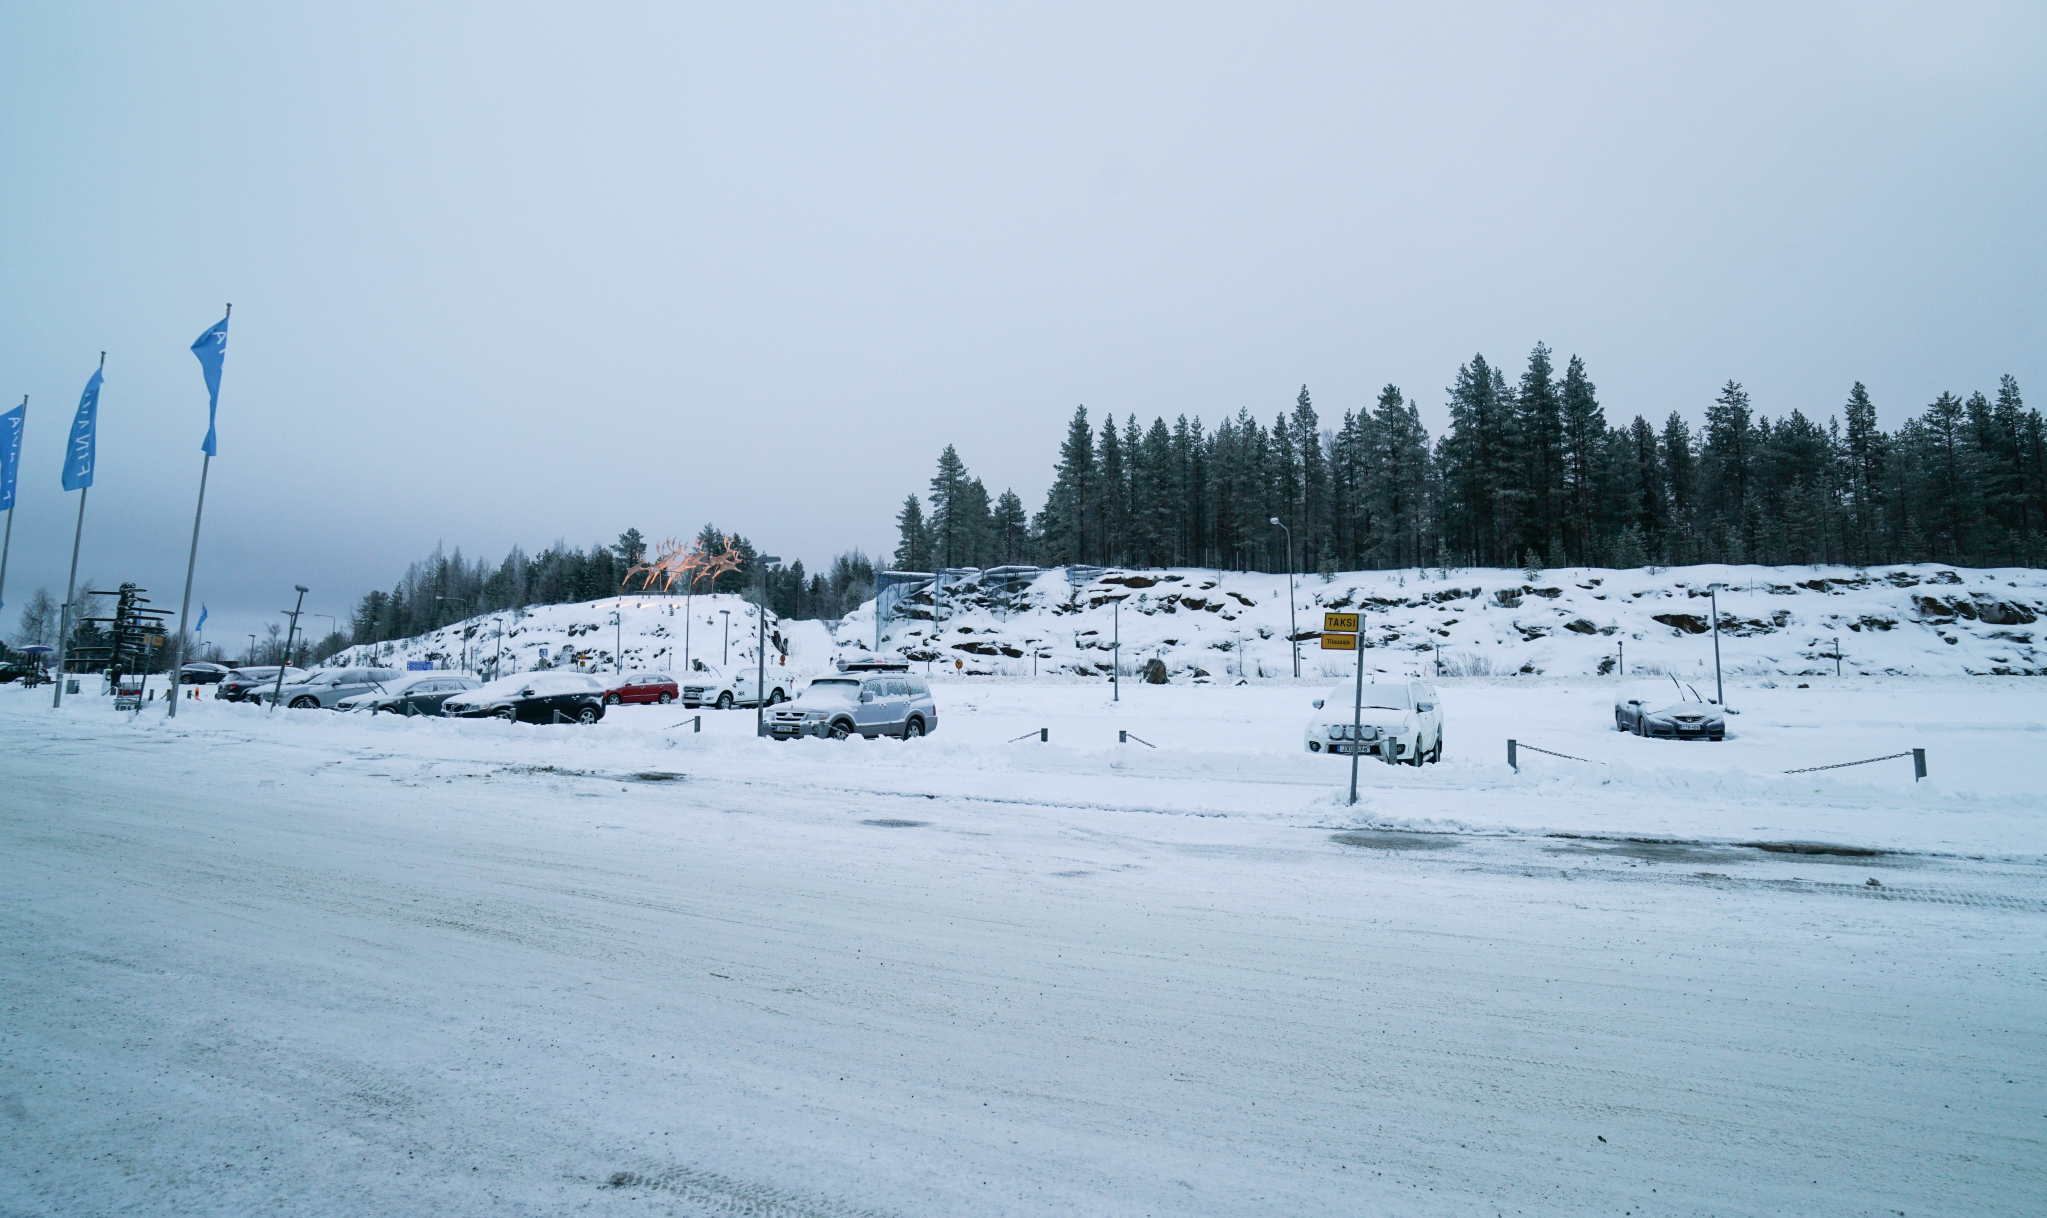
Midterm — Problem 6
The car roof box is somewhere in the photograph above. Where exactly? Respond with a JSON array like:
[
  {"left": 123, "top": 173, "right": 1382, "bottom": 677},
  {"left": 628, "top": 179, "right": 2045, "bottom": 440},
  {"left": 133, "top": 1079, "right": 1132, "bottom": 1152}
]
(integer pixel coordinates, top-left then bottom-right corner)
[{"left": 838, "top": 659, "right": 911, "bottom": 672}]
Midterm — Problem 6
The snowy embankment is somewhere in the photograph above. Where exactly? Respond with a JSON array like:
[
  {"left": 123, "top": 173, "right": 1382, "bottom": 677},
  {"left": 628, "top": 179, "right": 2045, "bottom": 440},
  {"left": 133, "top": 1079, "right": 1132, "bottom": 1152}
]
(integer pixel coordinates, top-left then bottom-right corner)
[
  {"left": 837, "top": 561, "right": 2047, "bottom": 679},
  {"left": 330, "top": 593, "right": 836, "bottom": 680}
]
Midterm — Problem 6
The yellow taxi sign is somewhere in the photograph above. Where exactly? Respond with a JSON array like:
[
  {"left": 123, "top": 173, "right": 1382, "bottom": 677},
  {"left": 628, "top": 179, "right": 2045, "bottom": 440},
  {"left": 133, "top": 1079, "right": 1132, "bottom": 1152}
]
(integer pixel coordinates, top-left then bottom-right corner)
[
  {"left": 1320, "top": 632, "right": 1357, "bottom": 651},
  {"left": 1323, "top": 612, "right": 1358, "bottom": 633}
]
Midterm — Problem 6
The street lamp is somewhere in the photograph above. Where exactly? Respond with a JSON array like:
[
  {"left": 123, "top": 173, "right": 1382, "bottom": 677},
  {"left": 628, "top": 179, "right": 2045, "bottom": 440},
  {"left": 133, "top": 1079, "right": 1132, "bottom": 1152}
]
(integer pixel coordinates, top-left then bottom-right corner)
[
  {"left": 1269, "top": 517, "right": 1299, "bottom": 678},
  {"left": 270, "top": 586, "right": 309, "bottom": 710},
  {"left": 247, "top": 634, "right": 257, "bottom": 666},
  {"left": 611, "top": 608, "right": 623, "bottom": 675},
  {"left": 755, "top": 556, "right": 780, "bottom": 737},
  {"left": 720, "top": 609, "right": 731, "bottom": 666},
  {"left": 1707, "top": 583, "right": 1727, "bottom": 708}
]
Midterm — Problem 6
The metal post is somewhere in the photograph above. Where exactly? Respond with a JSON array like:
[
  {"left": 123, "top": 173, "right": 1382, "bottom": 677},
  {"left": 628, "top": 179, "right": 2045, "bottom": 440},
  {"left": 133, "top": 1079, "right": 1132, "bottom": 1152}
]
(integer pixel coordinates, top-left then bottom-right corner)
[
  {"left": 51, "top": 486, "right": 89, "bottom": 709},
  {"left": 1348, "top": 629, "right": 1365, "bottom": 805},
  {"left": 614, "top": 608, "right": 622, "bottom": 674},
  {"left": 1913, "top": 748, "right": 1926, "bottom": 781},
  {"left": 1508, "top": 738, "right": 1518, "bottom": 772},
  {"left": 756, "top": 556, "right": 779, "bottom": 737},
  {"left": 164, "top": 450, "right": 212, "bottom": 718},
  {"left": 270, "top": 586, "right": 308, "bottom": 710},
  {"left": 1709, "top": 588, "right": 1724, "bottom": 707},
  {"left": 1618, "top": 639, "right": 1624, "bottom": 677},
  {"left": 720, "top": 609, "right": 730, "bottom": 666},
  {"left": 1834, "top": 636, "right": 1841, "bottom": 678},
  {"left": 1112, "top": 599, "right": 1119, "bottom": 702},
  {"left": 1270, "top": 517, "right": 1298, "bottom": 677}
]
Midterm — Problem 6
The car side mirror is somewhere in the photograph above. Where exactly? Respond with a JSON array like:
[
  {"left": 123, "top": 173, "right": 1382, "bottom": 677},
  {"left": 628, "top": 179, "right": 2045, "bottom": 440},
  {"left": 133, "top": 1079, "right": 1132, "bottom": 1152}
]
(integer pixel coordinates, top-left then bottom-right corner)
[
  {"left": 1312, "top": 699, "right": 1324, "bottom": 709},
  {"left": 1417, "top": 703, "right": 1434, "bottom": 712},
  {"left": 520, "top": 688, "right": 534, "bottom": 697},
  {"left": 860, "top": 691, "right": 874, "bottom": 703}
]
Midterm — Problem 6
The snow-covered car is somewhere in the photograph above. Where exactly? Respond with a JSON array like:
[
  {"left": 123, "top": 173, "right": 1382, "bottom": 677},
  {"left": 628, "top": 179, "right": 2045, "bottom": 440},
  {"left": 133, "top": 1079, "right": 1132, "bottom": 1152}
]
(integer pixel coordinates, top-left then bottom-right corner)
[
  {"left": 1614, "top": 679, "right": 1724, "bottom": 740},
  {"left": 336, "top": 671, "right": 480, "bottom": 715},
  {"left": 601, "top": 671, "right": 679, "bottom": 706},
  {"left": 177, "top": 661, "right": 231, "bottom": 685},
  {"left": 441, "top": 672, "right": 606, "bottom": 724},
  {"left": 216, "top": 666, "right": 303, "bottom": 701},
  {"left": 767, "top": 672, "right": 938, "bottom": 740},
  {"left": 255, "top": 667, "right": 404, "bottom": 709},
  {"left": 679, "top": 661, "right": 791, "bottom": 710},
  {"left": 1304, "top": 679, "right": 1443, "bottom": 765}
]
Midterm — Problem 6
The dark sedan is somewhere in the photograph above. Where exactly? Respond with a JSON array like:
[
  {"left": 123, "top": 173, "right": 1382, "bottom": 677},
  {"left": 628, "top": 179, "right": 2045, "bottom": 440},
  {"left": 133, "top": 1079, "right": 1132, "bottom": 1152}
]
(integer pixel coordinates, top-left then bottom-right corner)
[
  {"left": 440, "top": 672, "right": 606, "bottom": 724},
  {"left": 178, "top": 661, "right": 231, "bottom": 685}
]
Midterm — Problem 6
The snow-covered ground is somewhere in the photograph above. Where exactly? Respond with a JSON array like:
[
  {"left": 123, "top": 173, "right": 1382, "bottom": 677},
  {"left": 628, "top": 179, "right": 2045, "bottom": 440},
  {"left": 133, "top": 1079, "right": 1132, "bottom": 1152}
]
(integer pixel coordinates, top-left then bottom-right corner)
[{"left": 4, "top": 673, "right": 2043, "bottom": 1215}]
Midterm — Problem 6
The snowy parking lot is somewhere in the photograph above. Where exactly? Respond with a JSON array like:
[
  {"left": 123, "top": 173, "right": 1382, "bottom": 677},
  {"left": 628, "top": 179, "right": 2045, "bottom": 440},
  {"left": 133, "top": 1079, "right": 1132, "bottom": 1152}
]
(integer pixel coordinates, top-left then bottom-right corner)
[{"left": 4, "top": 676, "right": 2043, "bottom": 1215}]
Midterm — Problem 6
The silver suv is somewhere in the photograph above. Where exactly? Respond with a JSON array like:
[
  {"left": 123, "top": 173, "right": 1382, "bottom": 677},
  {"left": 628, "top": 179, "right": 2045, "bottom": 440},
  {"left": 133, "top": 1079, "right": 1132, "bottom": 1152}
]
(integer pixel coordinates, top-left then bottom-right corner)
[
  {"left": 257, "top": 666, "right": 404, "bottom": 709},
  {"left": 769, "top": 667, "right": 937, "bottom": 740}
]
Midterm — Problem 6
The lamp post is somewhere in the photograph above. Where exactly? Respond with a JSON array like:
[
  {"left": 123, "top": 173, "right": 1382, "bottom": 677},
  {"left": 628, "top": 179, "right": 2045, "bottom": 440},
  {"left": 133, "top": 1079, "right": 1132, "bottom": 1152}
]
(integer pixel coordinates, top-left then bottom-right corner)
[
  {"left": 720, "top": 609, "right": 731, "bottom": 666},
  {"left": 1707, "top": 584, "right": 1726, "bottom": 707},
  {"left": 247, "top": 634, "right": 256, "bottom": 666},
  {"left": 1270, "top": 517, "right": 1299, "bottom": 678},
  {"left": 1112, "top": 598, "right": 1120, "bottom": 702},
  {"left": 435, "top": 596, "right": 472, "bottom": 670},
  {"left": 611, "top": 608, "right": 623, "bottom": 675},
  {"left": 755, "top": 556, "right": 780, "bottom": 737},
  {"left": 269, "top": 586, "right": 308, "bottom": 711}
]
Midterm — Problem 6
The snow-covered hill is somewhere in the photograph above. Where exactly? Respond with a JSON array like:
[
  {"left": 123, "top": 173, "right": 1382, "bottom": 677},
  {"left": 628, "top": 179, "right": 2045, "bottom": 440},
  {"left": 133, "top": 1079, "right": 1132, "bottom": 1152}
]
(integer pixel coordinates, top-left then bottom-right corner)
[
  {"left": 331, "top": 593, "right": 836, "bottom": 681},
  {"left": 834, "top": 562, "right": 2047, "bottom": 680}
]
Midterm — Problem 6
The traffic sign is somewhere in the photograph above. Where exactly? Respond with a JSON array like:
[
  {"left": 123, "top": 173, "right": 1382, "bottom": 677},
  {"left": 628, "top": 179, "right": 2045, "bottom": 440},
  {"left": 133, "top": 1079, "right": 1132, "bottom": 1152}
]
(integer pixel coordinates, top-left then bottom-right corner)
[
  {"left": 1323, "top": 612, "right": 1358, "bottom": 633},
  {"left": 1321, "top": 632, "right": 1357, "bottom": 650}
]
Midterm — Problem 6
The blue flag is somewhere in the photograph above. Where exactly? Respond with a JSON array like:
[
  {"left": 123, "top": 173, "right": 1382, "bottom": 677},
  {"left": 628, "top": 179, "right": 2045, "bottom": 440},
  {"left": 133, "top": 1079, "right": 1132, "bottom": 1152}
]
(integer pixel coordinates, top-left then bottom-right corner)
[
  {"left": 62, "top": 366, "right": 101, "bottom": 491},
  {"left": 195, "top": 604, "right": 208, "bottom": 633},
  {"left": 191, "top": 313, "right": 229, "bottom": 456},
  {"left": 0, "top": 401, "right": 22, "bottom": 511}
]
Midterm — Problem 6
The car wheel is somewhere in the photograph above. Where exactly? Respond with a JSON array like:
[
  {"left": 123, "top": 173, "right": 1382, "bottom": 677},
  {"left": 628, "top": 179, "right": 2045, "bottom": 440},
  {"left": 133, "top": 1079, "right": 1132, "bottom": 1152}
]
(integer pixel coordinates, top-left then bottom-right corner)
[
  {"left": 290, "top": 696, "right": 319, "bottom": 710},
  {"left": 903, "top": 717, "right": 925, "bottom": 740},
  {"left": 605, "top": 693, "right": 621, "bottom": 705},
  {"left": 1632, "top": 716, "right": 1645, "bottom": 737},
  {"left": 766, "top": 688, "right": 783, "bottom": 706},
  {"left": 496, "top": 706, "right": 517, "bottom": 721},
  {"left": 829, "top": 721, "right": 852, "bottom": 740},
  {"left": 1406, "top": 738, "right": 1424, "bottom": 766},
  {"left": 1429, "top": 736, "right": 1443, "bottom": 763},
  {"left": 1616, "top": 711, "right": 1627, "bottom": 731},
  {"left": 658, "top": 692, "right": 673, "bottom": 704},
  {"left": 716, "top": 691, "right": 733, "bottom": 710},
  {"left": 576, "top": 703, "right": 601, "bottom": 725}
]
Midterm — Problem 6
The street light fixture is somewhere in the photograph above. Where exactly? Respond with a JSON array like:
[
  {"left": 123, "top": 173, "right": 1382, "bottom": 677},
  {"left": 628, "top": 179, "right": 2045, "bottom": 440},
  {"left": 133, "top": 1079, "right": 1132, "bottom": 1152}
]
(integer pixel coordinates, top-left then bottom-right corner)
[{"left": 1269, "top": 517, "right": 1299, "bottom": 678}]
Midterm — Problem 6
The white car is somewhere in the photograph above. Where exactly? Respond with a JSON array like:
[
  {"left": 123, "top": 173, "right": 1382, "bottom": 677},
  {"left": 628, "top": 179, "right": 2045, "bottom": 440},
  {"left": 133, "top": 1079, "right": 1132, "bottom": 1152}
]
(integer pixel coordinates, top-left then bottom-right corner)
[
  {"left": 1304, "top": 679, "right": 1443, "bottom": 765},
  {"left": 678, "top": 660, "right": 792, "bottom": 710}
]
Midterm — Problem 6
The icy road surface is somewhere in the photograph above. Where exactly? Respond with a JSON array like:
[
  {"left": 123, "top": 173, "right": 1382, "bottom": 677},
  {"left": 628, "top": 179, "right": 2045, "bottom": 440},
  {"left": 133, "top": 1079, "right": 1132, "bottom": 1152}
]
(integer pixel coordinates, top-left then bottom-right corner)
[{"left": 3, "top": 679, "right": 2043, "bottom": 1216}]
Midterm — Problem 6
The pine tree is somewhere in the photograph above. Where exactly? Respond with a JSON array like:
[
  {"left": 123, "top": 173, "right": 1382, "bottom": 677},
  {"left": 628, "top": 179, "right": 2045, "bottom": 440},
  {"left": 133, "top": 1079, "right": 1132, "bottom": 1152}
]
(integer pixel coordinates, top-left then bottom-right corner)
[
  {"left": 926, "top": 445, "right": 971, "bottom": 568},
  {"left": 1558, "top": 355, "right": 1604, "bottom": 564},
  {"left": 893, "top": 495, "right": 933, "bottom": 571},
  {"left": 992, "top": 490, "right": 1029, "bottom": 564},
  {"left": 1701, "top": 381, "right": 1755, "bottom": 560},
  {"left": 1514, "top": 344, "right": 1563, "bottom": 559},
  {"left": 1040, "top": 406, "right": 1096, "bottom": 565}
]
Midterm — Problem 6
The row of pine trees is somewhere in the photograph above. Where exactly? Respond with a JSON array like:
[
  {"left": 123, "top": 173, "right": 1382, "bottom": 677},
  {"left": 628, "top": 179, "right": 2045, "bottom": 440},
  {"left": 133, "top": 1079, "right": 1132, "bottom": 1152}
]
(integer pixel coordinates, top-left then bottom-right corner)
[{"left": 894, "top": 348, "right": 2045, "bottom": 576}]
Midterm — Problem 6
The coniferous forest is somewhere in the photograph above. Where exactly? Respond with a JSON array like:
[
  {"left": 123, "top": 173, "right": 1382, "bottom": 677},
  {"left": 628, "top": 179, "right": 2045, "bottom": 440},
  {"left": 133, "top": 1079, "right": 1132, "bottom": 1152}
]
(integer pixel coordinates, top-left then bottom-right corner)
[{"left": 895, "top": 348, "right": 2044, "bottom": 579}]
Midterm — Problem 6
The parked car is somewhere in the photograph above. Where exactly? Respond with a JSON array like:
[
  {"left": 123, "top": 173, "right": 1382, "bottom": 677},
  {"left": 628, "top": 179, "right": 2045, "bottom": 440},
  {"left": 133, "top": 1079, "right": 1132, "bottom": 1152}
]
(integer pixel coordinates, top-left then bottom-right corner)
[
  {"left": 680, "top": 660, "right": 792, "bottom": 710},
  {"left": 337, "top": 671, "right": 481, "bottom": 715},
  {"left": 1304, "top": 679, "right": 1443, "bottom": 765},
  {"left": 767, "top": 670, "right": 937, "bottom": 740},
  {"left": 216, "top": 666, "right": 305, "bottom": 701},
  {"left": 0, "top": 660, "right": 39, "bottom": 684},
  {"left": 1614, "top": 679, "right": 1724, "bottom": 740},
  {"left": 601, "top": 671, "right": 679, "bottom": 706},
  {"left": 177, "top": 661, "right": 231, "bottom": 685},
  {"left": 255, "top": 666, "right": 405, "bottom": 709},
  {"left": 441, "top": 672, "right": 606, "bottom": 724}
]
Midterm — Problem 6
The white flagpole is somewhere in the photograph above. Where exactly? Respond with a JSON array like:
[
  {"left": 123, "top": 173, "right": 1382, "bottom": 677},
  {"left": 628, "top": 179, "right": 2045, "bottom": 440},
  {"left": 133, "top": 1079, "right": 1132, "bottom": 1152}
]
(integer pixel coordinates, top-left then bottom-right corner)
[
  {"left": 53, "top": 355, "right": 102, "bottom": 710},
  {"left": 0, "top": 396, "right": 23, "bottom": 616}
]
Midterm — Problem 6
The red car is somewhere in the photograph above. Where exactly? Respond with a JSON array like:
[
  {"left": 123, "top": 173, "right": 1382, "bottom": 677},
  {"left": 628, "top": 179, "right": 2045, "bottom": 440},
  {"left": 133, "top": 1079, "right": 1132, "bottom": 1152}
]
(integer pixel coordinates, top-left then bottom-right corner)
[{"left": 601, "top": 671, "right": 679, "bottom": 705}]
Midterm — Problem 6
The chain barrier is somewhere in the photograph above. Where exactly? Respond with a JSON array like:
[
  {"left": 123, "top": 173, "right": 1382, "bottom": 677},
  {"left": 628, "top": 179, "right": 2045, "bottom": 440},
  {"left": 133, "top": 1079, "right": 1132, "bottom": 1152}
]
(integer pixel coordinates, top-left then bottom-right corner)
[
  {"left": 1782, "top": 751, "right": 1912, "bottom": 775},
  {"left": 1516, "top": 742, "right": 1596, "bottom": 764},
  {"left": 1009, "top": 728, "right": 1048, "bottom": 744}
]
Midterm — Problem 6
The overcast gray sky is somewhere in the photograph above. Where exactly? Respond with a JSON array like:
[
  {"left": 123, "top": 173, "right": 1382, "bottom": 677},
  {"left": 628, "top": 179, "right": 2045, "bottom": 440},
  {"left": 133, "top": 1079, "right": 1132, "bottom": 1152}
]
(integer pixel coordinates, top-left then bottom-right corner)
[{"left": 3, "top": 2, "right": 2042, "bottom": 652}]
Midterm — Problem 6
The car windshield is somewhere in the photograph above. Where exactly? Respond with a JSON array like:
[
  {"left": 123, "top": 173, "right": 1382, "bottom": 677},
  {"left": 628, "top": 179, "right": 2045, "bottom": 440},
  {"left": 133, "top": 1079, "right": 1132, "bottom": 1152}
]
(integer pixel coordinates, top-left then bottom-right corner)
[
  {"left": 1327, "top": 685, "right": 1410, "bottom": 712},
  {"left": 805, "top": 678, "right": 861, "bottom": 700}
]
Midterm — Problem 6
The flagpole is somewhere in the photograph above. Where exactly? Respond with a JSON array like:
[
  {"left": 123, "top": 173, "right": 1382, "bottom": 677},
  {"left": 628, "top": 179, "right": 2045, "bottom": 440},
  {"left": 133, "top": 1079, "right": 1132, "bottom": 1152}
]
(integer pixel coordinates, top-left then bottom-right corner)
[
  {"left": 0, "top": 396, "right": 23, "bottom": 616},
  {"left": 165, "top": 451, "right": 211, "bottom": 718},
  {"left": 52, "top": 484, "right": 89, "bottom": 710},
  {"left": 168, "top": 305, "right": 230, "bottom": 718}
]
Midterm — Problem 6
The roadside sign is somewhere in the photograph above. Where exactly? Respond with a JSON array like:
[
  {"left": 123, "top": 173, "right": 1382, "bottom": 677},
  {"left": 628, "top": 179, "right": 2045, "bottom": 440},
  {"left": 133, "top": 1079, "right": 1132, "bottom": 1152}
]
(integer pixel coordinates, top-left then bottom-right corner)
[
  {"left": 1321, "top": 632, "right": 1357, "bottom": 651},
  {"left": 1323, "top": 612, "right": 1358, "bottom": 633},
  {"left": 406, "top": 660, "right": 434, "bottom": 671}
]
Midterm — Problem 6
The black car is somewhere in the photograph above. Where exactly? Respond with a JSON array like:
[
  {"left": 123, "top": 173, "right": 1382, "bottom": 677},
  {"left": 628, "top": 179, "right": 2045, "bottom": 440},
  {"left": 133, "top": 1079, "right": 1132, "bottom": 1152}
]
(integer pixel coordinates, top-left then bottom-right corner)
[
  {"left": 0, "top": 661, "right": 38, "bottom": 684},
  {"left": 217, "top": 667, "right": 305, "bottom": 701},
  {"left": 337, "top": 672, "right": 481, "bottom": 715},
  {"left": 178, "top": 661, "right": 231, "bottom": 685},
  {"left": 439, "top": 672, "right": 606, "bottom": 724}
]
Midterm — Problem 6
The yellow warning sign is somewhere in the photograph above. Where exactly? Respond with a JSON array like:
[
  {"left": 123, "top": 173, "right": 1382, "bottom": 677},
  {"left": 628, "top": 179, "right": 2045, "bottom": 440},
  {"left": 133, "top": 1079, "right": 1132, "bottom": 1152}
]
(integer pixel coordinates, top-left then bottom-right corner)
[
  {"left": 1320, "top": 632, "right": 1357, "bottom": 651},
  {"left": 1323, "top": 612, "right": 1359, "bottom": 633}
]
